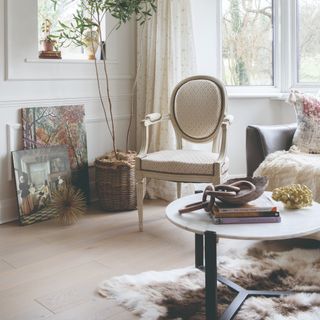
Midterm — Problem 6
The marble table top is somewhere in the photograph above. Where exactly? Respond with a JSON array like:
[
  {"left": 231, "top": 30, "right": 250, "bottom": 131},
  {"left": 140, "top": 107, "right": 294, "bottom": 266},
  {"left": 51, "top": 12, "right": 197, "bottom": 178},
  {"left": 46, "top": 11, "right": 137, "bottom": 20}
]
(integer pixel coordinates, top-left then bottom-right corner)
[{"left": 166, "top": 192, "right": 320, "bottom": 240}]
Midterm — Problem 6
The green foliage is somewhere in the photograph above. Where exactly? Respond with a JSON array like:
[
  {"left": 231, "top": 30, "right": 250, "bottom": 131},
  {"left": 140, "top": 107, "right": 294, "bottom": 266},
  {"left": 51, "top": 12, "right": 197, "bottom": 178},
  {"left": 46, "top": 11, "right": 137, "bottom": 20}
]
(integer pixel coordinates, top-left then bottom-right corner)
[
  {"left": 230, "top": 0, "right": 241, "bottom": 33},
  {"left": 50, "top": 0, "right": 157, "bottom": 157},
  {"left": 222, "top": 0, "right": 273, "bottom": 86},
  {"left": 51, "top": 0, "right": 157, "bottom": 48}
]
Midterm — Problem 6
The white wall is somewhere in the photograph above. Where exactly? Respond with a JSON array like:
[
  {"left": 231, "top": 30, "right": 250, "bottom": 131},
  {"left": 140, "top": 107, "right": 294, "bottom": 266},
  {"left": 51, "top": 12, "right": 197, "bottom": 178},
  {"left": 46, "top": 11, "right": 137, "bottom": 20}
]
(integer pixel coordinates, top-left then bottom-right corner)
[
  {"left": 0, "top": 0, "right": 136, "bottom": 223},
  {"left": 0, "top": 0, "right": 297, "bottom": 223},
  {"left": 190, "top": 0, "right": 296, "bottom": 176}
]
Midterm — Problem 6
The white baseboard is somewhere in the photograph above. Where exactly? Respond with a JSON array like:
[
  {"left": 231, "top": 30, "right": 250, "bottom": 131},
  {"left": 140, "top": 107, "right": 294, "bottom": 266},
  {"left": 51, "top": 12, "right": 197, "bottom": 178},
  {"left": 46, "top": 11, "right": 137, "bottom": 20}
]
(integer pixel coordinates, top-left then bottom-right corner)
[
  {"left": 0, "top": 197, "right": 19, "bottom": 224},
  {"left": 0, "top": 172, "right": 247, "bottom": 224}
]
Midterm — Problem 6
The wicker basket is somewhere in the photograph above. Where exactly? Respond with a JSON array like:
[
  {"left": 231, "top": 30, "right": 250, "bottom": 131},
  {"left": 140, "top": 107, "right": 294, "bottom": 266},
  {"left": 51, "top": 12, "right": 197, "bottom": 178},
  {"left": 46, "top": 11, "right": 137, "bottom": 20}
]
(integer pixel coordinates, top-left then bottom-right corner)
[{"left": 94, "top": 155, "right": 136, "bottom": 211}]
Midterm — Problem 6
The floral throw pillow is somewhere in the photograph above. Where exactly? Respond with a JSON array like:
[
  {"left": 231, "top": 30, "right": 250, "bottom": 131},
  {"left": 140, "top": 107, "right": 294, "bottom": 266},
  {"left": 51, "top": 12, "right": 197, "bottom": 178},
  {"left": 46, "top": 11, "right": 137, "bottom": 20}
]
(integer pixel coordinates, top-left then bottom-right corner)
[{"left": 287, "top": 90, "right": 320, "bottom": 154}]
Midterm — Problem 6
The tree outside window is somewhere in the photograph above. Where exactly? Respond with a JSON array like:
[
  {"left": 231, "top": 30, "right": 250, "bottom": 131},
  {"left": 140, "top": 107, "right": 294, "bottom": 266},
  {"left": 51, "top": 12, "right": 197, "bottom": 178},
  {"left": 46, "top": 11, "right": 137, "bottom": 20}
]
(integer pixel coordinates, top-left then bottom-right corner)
[
  {"left": 297, "top": 0, "right": 320, "bottom": 83},
  {"left": 222, "top": 0, "right": 274, "bottom": 86}
]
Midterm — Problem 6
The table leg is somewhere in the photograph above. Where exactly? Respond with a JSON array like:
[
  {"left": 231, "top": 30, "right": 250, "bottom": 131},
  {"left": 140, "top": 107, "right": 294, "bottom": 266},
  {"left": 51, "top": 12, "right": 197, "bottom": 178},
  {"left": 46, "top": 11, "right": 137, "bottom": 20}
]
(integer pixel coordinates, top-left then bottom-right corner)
[
  {"left": 205, "top": 231, "right": 217, "bottom": 320},
  {"left": 195, "top": 233, "right": 204, "bottom": 268}
]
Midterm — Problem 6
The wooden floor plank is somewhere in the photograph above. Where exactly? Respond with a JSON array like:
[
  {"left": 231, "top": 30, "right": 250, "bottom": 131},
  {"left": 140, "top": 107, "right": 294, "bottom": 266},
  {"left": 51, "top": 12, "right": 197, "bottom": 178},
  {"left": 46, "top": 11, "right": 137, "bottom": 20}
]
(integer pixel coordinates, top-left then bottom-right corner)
[
  {"left": 0, "top": 259, "right": 15, "bottom": 273},
  {"left": 0, "top": 199, "right": 279, "bottom": 320},
  {"left": 5, "top": 302, "right": 53, "bottom": 320}
]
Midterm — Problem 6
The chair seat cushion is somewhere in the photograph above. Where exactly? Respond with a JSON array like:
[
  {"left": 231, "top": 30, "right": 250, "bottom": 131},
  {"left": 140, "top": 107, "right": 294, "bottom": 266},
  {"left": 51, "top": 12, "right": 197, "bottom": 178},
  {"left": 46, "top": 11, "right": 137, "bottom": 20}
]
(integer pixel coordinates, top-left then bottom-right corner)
[{"left": 138, "top": 150, "right": 228, "bottom": 176}]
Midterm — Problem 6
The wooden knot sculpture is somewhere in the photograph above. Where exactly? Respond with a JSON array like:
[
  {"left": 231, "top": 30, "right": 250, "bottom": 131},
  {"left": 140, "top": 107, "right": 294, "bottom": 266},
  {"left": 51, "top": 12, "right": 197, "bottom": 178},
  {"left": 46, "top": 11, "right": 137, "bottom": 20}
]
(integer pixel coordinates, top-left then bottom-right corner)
[{"left": 179, "top": 177, "right": 268, "bottom": 214}]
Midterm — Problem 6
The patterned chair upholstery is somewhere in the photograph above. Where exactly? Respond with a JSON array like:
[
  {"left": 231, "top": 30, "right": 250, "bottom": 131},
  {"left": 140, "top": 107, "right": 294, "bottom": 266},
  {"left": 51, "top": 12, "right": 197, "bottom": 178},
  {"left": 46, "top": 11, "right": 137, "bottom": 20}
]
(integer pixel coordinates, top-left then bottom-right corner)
[{"left": 136, "top": 75, "right": 233, "bottom": 231}]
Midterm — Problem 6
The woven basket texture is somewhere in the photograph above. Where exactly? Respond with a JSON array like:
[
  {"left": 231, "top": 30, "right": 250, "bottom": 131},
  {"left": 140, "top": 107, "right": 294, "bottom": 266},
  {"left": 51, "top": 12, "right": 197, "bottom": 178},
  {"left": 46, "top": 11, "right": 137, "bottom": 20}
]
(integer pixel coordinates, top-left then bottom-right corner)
[{"left": 95, "top": 159, "right": 136, "bottom": 211}]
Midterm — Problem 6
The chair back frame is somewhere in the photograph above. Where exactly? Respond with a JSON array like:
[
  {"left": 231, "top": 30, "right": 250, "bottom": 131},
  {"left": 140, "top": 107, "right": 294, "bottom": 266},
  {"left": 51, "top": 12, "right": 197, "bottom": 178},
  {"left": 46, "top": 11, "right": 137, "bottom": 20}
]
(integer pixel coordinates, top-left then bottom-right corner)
[{"left": 170, "top": 75, "right": 227, "bottom": 144}]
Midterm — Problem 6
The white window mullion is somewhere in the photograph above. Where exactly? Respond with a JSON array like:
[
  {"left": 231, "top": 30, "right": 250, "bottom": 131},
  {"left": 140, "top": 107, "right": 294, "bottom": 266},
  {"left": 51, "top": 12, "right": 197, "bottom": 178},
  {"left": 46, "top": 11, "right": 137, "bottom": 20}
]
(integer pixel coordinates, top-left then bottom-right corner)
[
  {"left": 272, "top": 0, "right": 282, "bottom": 91},
  {"left": 213, "top": 0, "right": 222, "bottom": 78},
  {"left": 289, "top": 0, "right": 299, "bottom": 90}
]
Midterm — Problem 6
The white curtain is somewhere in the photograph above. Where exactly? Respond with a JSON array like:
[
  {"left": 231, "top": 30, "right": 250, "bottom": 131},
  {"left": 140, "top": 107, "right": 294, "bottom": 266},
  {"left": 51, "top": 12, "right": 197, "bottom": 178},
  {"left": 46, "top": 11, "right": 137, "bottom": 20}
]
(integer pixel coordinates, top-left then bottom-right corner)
[{"left": 136, "top": 0, "right": 196, "bottom": 201}]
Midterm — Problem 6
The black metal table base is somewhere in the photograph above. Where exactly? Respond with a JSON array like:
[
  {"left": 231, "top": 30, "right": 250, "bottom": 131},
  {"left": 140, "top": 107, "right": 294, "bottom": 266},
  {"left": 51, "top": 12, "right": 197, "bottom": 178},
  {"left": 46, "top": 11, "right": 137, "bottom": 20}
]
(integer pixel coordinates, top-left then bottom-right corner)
[{"left": 195, "top": 232, "right": 302, "bottom": 320}]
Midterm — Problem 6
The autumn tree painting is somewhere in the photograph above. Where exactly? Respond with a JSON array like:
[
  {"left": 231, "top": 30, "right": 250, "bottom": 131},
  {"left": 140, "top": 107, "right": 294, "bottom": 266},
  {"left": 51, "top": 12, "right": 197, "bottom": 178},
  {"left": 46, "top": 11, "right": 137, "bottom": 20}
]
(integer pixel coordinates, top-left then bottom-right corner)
[{"left": 22, "top": 105, "right": 89, "bottom": 201}]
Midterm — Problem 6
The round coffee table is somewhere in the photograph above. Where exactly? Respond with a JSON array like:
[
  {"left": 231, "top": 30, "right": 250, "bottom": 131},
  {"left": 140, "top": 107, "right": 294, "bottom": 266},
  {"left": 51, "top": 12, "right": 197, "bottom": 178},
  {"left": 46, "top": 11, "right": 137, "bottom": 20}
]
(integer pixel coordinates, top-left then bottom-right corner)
[{"left": 166, "top": 192, "right": 320, "bottom": 320}]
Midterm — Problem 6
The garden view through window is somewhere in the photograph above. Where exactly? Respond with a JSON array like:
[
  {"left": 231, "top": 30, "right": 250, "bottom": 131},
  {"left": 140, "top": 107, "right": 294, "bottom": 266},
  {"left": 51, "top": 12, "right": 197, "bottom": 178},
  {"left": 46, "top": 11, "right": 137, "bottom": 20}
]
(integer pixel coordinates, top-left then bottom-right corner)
[
  {"left": 222, "top": 0, "right": 274, "bottom": 86},
  {"left": 297, "top": 0, "right": 320, "bottom": 83},
  {"left": 38, "top": 0, "right": 86, "bottom": 59},
  {"left": 37, "top": 0, "right": 320, "bottom": 86}
]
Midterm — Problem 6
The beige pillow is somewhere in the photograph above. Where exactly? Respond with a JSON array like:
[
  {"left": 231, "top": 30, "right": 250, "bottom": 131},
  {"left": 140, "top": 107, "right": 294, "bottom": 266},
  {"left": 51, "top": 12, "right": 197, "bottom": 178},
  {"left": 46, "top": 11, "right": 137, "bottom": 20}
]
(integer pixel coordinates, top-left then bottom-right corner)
[{"left": 287, "top": 90, "right": 320, "bottom": 154}]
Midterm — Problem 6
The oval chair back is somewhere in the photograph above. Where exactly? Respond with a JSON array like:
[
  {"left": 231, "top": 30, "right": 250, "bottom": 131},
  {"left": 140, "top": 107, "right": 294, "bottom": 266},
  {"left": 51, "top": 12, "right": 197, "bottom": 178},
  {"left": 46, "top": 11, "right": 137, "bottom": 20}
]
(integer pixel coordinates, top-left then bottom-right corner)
[{"left": 170, "top": 75, "right": 227, "bottom": 143}]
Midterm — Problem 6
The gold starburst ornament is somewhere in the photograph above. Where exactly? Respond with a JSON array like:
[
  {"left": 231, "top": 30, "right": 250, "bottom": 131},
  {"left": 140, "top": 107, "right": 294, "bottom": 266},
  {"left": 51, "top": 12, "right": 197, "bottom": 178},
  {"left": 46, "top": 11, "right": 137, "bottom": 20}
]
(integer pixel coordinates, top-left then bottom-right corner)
[{"left": 50, "top": 185, "right": 86, "bottom": 225}]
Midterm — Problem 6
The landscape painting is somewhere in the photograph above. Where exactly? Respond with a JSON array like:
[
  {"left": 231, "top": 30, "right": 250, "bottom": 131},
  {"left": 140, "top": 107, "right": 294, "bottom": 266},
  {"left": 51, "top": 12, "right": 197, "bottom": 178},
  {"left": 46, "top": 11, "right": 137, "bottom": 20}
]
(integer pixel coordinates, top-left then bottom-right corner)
[
  {"left": 12, "top": 145, "right": 71, "bottom": 225},
  {"left": 22, "top": 105, "right": 90, "bottom": 201}
]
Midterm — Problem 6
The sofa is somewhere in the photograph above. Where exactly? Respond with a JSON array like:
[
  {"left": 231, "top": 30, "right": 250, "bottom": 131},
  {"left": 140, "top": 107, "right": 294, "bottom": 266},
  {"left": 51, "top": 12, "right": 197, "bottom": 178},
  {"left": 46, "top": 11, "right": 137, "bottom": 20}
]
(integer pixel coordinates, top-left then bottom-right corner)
[{"left": 246, "top": 123, "right": 320, "bottom": 241}]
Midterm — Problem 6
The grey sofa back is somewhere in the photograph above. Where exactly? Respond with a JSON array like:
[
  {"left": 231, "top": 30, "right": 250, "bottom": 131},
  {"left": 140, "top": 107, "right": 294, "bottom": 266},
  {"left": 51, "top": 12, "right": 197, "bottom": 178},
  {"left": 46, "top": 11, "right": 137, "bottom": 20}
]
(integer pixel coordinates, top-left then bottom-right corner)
[{"left": 246, "top": 124, "right": 297, "bottom": 177}]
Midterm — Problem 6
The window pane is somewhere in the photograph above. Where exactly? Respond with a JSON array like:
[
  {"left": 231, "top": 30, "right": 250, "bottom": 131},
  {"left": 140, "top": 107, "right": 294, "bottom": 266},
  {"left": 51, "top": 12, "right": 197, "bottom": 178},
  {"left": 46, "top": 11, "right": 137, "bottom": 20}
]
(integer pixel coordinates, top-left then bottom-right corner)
[
  {"left": 38, "top": 0, "right": 85, "bottom": 59},
  {"left": 222, "top": 0, "right": 274, "bottom": 86},
  {"left": 297, "top": 0, "right": 320, "bottom": 83}
]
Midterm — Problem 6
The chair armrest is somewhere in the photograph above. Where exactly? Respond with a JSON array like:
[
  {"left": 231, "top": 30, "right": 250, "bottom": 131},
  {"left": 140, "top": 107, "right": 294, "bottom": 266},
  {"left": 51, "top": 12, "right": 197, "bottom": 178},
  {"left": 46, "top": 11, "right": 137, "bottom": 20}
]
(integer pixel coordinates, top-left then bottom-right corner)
[
  {"left": 246, "top": 123, "right": 297, "bottom": 177},
  {"left": 142, "top": 113, "right": 170, "bottom": 126},
  {"left": 223, "top": 114, "right": 234, "bottom": 125},
  {"left": 138, "top": 113, "right": 170, "bottom": 157},
  {"left": 217, "top": 115, "right": 233, "bottom": 163}
]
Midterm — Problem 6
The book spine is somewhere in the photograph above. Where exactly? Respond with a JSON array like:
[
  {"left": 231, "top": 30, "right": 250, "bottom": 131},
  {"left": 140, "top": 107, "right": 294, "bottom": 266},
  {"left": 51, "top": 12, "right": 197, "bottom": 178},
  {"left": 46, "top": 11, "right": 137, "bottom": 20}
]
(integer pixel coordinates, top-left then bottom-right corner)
[
  {"left": 216, "top": 207, "right": 277, "bottom": 213},
  {"left": 213, "top": 216, "right": 281, "bottom": 224},
  {"left": 214, "top": 211, "right": 280, "bottom": 218}
]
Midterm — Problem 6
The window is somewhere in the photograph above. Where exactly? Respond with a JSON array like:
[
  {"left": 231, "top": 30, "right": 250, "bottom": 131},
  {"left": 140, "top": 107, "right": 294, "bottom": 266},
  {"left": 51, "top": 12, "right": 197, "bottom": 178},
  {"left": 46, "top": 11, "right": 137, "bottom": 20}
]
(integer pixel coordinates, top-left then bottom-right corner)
[
  {"left": 214, "top": 0, "right": 320, "bottom": 92},
  {"left": 38, "top": 0, "right": 97, "bottom": 59},
  {"left": 297, "top": 0, "right": 320, "bottom": 83},
  {"left": 222, "top": 0, "right": 274, "bottom": 86}
]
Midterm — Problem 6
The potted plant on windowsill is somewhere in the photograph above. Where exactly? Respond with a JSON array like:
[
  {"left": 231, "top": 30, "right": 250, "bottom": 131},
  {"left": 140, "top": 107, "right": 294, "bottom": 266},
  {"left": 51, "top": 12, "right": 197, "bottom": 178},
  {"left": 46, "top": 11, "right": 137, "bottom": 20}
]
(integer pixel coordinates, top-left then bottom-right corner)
[
  {"left": 52, "top": 0, "right": 156, "bottom": 211},
  {"left": 39, "top": 18, "right": 61, "bottom": 59}
]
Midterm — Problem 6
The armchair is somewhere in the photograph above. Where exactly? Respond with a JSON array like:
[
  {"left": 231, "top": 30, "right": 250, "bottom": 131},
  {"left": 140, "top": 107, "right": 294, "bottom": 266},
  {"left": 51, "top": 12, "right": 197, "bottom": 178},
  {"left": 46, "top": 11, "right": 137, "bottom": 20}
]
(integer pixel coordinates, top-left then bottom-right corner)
[{"left": 136, "top": 75, "right": 233, "bottom": 231}]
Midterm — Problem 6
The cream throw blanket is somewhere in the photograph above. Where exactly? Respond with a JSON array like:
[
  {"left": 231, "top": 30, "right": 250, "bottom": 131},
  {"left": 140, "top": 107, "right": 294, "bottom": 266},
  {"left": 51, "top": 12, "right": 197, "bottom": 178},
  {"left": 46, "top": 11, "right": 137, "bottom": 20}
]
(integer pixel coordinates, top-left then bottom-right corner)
[{"left": 254, "top": 146, "right": 320, "bottom": 240}]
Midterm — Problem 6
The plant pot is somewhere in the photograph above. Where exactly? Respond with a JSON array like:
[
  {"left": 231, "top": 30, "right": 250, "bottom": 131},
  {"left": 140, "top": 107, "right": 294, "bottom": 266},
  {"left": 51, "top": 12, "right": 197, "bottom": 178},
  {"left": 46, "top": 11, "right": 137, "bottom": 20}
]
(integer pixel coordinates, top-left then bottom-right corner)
[
  {"left": 83, "top": 30, "right": 99, "bottom": 60},
  {"left": 41, "top": 39, "right": 56, "bottom": 52},
  {"left": 94, "top": 152, "right": 136, "bottom": 211}
]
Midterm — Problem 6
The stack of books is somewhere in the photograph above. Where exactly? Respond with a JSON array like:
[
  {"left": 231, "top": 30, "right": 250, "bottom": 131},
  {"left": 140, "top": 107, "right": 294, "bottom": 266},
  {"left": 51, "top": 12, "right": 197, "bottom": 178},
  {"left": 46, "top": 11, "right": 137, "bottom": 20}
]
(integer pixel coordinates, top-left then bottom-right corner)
[
  {"left": 39, "top": 51, "right": 62, "bottom": 59},
  {"left": 212, "top": 193, "right": 281, "bottom": 224}
]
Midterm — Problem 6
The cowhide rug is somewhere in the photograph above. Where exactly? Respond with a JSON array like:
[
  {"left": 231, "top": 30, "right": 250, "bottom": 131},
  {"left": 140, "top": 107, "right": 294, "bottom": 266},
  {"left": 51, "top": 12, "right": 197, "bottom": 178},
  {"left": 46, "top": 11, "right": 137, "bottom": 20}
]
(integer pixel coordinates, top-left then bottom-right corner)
[{"left": 98, "top": 243, "right": 320, "bottom": 320}]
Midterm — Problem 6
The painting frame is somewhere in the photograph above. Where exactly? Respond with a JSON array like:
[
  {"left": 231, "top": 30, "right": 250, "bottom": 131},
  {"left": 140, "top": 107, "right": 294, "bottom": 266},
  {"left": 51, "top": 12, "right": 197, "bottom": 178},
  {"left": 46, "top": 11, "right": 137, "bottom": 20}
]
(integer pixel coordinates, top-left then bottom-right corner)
[
  {"left": 12, "top": 145, "right": 71, "bottom": 225},
  {"left": 21, "top": 105, "right": 90, "bottom": 201}
]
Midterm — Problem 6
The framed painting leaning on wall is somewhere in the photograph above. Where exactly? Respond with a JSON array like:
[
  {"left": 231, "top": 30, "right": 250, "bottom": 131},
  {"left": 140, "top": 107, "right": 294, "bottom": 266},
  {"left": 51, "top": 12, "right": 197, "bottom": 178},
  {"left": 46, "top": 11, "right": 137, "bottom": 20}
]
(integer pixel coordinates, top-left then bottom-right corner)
[
  {"left": 12, "top": 145, "right": 71, "bottom": 225},
  {"left": 21, "top": 105, "right": 90, "bottom": 202}
]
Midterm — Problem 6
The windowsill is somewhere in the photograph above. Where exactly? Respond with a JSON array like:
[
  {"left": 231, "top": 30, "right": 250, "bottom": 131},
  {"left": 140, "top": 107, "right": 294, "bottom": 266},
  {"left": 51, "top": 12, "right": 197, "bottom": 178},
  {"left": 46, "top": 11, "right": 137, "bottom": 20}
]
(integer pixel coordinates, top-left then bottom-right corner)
[
  {"left": 24, "top": 58, "right": 118, "bottom": 64},
  {"left": 228, "top": 89, "right": 319, "bottom": 100},
  {"left": 228, "top": 92, "right": 288, "bottom": 100}
]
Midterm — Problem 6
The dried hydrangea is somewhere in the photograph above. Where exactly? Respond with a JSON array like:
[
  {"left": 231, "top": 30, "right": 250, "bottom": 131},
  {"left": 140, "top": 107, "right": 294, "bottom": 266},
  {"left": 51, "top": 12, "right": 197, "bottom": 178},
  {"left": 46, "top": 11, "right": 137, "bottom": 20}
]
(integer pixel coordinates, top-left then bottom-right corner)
[{"left": 272, "top": 184, "right": 313, "bottom": 209}]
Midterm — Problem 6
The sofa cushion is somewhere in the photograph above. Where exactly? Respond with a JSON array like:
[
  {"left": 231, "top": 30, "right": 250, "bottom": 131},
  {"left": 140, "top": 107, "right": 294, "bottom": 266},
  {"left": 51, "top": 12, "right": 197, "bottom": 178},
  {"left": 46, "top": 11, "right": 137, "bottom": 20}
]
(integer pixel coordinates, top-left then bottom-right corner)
[
  {"left": 254, "top": 147, "right": 320, "bottom": 241},
  {"left": 287, "top": 90, "right": 320, "bottom": 154}
]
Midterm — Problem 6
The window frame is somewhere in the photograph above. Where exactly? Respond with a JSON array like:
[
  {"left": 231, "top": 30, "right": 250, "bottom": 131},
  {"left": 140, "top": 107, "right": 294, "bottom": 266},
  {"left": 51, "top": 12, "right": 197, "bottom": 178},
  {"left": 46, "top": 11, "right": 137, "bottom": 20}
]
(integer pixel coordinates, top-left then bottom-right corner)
[
  {"left": 291, "top": 0, "right": 320, "bottom": 91},
  {"left": 4, "top": 0, "right": 129, "bottom": 81},
  {"left": 214, "top": 0, "right": 320, "bottom": 96}
]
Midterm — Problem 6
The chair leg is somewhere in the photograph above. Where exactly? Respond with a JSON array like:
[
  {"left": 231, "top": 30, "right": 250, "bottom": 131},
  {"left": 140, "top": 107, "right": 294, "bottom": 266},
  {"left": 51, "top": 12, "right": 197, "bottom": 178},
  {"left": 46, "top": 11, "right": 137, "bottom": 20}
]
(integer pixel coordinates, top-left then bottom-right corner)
[
  {"left": 137, "top": 177, "right": 145, "bottom": 232},
  {"left": 177, "top": 182, "right": 182, "bottom": 198}
]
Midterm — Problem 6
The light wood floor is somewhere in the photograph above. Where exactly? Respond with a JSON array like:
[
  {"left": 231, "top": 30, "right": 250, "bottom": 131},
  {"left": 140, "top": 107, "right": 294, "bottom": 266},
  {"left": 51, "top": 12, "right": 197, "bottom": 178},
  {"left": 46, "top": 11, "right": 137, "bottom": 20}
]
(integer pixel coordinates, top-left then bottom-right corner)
[
  {"left": 0, "top": 199, "right": 196, "bottom": 320},
  {"left": 0, "top": 200, "right": 315, "bottom": 320}
]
